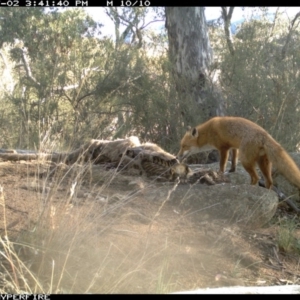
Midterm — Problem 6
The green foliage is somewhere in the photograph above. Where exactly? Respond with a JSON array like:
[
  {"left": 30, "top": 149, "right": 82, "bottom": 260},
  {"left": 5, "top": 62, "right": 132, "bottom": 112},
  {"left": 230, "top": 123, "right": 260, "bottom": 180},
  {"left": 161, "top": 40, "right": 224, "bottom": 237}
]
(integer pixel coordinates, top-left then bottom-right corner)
[
  {"left": 276, "top": 217, "right": 300, "bottom": 254},
  {"left": 0, "top": 7, "right": 197, "bottom": 153},
  {"left": 209, "top": 9, "right": 300, "bottom": 150},
  {"left": 0, "top": 8, "right": 103, "bottom": 148},
  {"left": 1, "top": 7, "right": 300, "bottom": 155}
]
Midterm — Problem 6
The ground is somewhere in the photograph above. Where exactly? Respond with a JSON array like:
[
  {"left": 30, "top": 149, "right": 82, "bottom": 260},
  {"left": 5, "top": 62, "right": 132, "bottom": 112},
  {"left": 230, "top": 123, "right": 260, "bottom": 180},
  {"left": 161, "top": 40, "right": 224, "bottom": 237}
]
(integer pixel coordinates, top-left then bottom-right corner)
[{"left": 0, "top": 160, "right": 299, "bottom": 294}]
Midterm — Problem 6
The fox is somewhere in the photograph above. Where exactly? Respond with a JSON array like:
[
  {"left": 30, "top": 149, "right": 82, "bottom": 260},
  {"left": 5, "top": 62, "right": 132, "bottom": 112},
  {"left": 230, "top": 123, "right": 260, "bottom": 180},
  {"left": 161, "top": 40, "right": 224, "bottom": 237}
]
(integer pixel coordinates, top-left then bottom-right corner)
[{"left": 177, "top": 116, "right": 300, "bottom": 190}]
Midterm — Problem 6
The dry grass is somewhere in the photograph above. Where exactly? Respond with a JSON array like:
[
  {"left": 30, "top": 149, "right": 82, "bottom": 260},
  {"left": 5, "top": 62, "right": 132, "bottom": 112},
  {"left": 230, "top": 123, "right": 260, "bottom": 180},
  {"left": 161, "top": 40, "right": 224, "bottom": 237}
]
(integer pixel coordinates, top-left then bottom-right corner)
[
  {"left": 0, "top": 153, "right": 184, "bottom": 293},
  {"left": 0, "top": 140, "right": 300, "bottom": 293}
]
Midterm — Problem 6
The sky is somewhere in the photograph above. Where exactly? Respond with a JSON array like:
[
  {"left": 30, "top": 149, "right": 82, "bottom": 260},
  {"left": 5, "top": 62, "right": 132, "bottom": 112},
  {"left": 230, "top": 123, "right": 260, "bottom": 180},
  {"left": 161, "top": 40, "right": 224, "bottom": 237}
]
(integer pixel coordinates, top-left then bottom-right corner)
[{"left": 84, "top": 7, "right": 300, "bottom": 38}]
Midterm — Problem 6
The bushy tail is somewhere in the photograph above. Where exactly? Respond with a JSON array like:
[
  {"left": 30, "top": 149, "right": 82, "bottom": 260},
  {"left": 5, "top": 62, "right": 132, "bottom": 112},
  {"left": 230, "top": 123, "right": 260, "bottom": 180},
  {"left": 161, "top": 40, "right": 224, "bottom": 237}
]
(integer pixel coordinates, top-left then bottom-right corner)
[{"left": 265, "top": 138, "right": 300, "bottom": 189}]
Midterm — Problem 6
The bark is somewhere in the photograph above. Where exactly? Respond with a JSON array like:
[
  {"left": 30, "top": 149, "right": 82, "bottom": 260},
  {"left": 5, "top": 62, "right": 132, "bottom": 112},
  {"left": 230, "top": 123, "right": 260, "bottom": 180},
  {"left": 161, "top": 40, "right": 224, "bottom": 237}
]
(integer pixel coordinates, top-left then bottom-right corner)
[{"left": 165, "top": 7, "right": 224, "bottom": 117}]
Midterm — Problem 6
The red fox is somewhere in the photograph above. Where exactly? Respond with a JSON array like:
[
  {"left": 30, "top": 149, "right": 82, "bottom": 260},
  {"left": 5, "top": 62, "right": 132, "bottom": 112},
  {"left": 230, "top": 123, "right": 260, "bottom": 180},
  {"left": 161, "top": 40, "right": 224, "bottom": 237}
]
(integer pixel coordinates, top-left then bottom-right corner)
[{"left": 177, "top": 116, "right": 300, "bottom": 190}]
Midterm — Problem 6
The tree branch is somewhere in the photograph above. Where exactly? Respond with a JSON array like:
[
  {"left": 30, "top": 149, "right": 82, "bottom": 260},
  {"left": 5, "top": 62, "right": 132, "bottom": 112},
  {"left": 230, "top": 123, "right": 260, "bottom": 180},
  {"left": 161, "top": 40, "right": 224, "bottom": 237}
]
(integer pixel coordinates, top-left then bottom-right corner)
[
  {"left": 0, "top": 50, "right": 8, "bottom": 69},
  {"left": 221, "top": 7, "right": 235, "bottom": 56},
  {"left": 18, "top": 47, "right": 40, "bottom": 87},
  {"left": 140, "top": 19, "right": 164, "bottom": 30},
  {"left": 281, "top": 11, "right": 300, "bottom": 60}
]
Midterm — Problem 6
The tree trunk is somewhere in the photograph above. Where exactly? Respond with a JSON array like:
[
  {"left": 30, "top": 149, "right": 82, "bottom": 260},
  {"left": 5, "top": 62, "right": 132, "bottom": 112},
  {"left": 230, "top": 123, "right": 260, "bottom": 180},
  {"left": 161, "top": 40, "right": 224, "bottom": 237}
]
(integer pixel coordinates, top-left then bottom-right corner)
[{"left": 165, "top": 7, "right": 224, "bottom": 117}]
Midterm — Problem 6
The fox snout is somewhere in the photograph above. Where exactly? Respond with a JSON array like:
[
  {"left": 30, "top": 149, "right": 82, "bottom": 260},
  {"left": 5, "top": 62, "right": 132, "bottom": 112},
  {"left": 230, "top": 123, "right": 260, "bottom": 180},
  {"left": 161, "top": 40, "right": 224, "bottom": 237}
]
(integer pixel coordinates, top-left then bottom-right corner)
[
  {"left": 177, "top": 151, "right": 183, "bottom": 161},
  {"left": 177, "top": 150, "right": 188, "bottom": 162}
]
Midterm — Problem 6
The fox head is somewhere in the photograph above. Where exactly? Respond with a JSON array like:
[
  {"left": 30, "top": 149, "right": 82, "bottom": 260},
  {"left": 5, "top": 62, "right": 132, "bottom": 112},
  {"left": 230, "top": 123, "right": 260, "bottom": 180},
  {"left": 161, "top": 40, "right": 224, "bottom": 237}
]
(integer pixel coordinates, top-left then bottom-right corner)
[
  {"left": 177, "top": 127, "right": 200, "bottom": 161},
  {"left": 177, "top": 126, "right": 214, "bottom": 161}
]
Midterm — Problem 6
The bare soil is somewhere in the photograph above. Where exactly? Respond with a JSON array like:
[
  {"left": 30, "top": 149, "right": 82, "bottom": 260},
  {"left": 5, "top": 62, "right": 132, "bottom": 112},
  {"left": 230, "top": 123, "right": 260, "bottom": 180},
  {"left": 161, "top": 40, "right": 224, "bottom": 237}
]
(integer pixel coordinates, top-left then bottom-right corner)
[{"left": 0, "top": 160, "right": 299, "bottom": 294}]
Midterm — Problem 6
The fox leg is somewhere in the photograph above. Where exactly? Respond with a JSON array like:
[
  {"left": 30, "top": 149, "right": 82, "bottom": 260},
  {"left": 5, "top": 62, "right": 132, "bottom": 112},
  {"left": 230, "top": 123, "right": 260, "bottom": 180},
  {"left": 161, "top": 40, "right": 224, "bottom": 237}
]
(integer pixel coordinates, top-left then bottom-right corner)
[
  {"left": 239, "top": 147, "right": 260, "bottom": 185},
  {"left": 218, "top": 148, "right": 230, "bottom": 173},
  {"left": 229, "top": 149, "right": 238, "bottom": 173},
  {"left": 257, "top": 154, "right": 273, "bottom": 189},
  {"left": 242, "top": 163, "right": 260, "bottom": 185}
]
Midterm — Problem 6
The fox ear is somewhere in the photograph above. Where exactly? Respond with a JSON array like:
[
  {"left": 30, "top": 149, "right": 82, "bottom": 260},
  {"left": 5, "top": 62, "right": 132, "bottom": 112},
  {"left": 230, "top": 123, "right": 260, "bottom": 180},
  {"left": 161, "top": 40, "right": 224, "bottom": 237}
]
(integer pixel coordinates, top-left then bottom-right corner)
[{"left": 191, "top": 127, "right": 198, "bottom": 138}]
